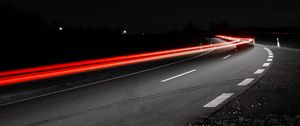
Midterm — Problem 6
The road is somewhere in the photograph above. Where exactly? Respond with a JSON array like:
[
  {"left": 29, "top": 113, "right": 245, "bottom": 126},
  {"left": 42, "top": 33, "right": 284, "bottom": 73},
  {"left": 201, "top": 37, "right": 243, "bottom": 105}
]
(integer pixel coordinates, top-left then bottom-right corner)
[{"left": 0, "top": 39, "right": 273, "bottom": 126}]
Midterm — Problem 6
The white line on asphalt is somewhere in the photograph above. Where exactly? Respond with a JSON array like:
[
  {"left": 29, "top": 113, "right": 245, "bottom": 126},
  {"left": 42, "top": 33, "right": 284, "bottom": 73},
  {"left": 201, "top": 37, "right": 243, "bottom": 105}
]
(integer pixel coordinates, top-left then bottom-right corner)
[
  {"left": 264, "top": 48, "right": 273, "bottom": 55},
  {"left": 0, "top": 49, "right": 215, "bottom": 108},
  {"left": 254, "top": 69, "right": 265, "bottom": 74},
  {"left": 267, "top": 59, "right": 273, "bottom": 61},
  {"left": 237, "top": 78, "right": 255, "bottom": 86},
  {"left": 203, "top": 93, "right": 234, "bottom": 107},
  {"left": 223, "top": 55, "right": 231, "bottom": 59},
  {"left": 268, "top": 55, "right": 273, "bottom": 58},
  {"left": 262, "top": 63, "right": 270, "bottom": 67},
  {"left": 264, "top": 48, "right": 271, "bottom": 52},
  {"left": 161, "top": 69, "right": 196, "bottom": 82}
]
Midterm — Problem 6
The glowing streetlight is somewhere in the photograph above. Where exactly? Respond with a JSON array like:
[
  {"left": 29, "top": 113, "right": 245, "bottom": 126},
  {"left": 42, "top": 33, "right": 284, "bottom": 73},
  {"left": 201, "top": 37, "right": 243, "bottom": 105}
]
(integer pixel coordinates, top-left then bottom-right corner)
[
  {"left": 122, "top": 30, "right": 127, "bottom": 34},
  {"left": 59, "top": 27, "right": 63, "bottom": 31}
]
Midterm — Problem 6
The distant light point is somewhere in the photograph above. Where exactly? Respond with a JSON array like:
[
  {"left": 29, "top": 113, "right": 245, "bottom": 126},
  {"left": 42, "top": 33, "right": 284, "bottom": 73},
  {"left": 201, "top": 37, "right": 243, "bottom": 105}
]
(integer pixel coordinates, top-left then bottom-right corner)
[
  {"left": 122, "top": 30, "right": 127, "bottom": 34},
  {"left": 59, "top": 27, "right": 63, "bottom": 31}
]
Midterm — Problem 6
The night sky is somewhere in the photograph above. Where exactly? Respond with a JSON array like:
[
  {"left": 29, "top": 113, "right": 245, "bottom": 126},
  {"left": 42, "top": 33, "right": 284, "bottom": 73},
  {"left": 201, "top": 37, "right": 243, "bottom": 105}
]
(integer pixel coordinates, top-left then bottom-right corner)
[{"left": 1, "top": 0, "right": 300, "bottom": 33}]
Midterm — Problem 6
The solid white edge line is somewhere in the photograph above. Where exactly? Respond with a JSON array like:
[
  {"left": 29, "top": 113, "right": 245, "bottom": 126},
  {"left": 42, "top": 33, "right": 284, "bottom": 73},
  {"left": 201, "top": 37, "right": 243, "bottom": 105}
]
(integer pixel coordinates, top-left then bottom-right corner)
[
  {"left": 161, "top": 69, "right": 196, "bottom": 82},
  {"left": 237, "top": 78, "right": 255, "bottom": 86},
  {"left": 262, "top": 63, "right": 270, "bottom": 67},
  {"left": 0, "top": 49, "right": 215, "bottom": 107},
  {"left": 203, "top": 93, "right": 234, "bottom": 107},
  {"left": 254, "top": 69, "right": 265, "bottom": 74}
]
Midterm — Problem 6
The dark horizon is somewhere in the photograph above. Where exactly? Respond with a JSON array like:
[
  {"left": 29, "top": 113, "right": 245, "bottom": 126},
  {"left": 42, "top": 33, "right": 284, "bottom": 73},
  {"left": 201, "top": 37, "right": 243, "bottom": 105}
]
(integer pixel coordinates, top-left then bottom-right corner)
[{"left": 1, "top": 0, "right": 300, "bottom": 33}]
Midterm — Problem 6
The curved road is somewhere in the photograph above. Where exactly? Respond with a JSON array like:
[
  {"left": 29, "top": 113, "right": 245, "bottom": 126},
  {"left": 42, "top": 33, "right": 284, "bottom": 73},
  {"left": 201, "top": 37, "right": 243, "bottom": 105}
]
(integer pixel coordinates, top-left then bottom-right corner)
[{"left": 0, "top": 41, "right": 274, "bottom": 126}]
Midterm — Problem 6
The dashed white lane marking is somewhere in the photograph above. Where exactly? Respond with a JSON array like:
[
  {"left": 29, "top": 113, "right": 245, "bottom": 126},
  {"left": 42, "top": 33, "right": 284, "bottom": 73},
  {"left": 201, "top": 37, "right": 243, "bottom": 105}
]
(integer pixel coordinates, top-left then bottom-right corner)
[
  {"left": 223, "top": 55, "right": 231, "bottom": 59},
  {"left": 264, "top": 48, "right": 273, "bottom": 55},
  {"left": 264, "top": 47, "right": 271, "bottom": 51},
  {"left": 268, "top": 55, "right": 274, "bottom": 58},
  {"left": 161, "top": 69, "right": 196, "bottom": 82},
  {"left": 267, "top": 59, "right": 273, "bottom": 62},
  {"left": 237, "top": 78, "right": 255, "bottom": 86},
  {"left": 203, "top": 93, "right": 234, "bottom": 107},
  {"left": 262, "top": 63, "right": 270, "bottom": 67},
  {"left": 254, "top": 69, "right": 265, "bottom": 74}
]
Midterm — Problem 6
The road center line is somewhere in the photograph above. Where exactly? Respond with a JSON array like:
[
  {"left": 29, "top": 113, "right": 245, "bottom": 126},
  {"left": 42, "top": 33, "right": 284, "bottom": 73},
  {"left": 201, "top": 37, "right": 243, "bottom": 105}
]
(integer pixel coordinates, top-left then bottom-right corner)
[
  {"left": 254, "top": 69, "right": 265, "bottom": 74},
  {"left": 203, "top": 93, "right": 234, "bottom": 107},
  {"left": 237, "top": 78, "right": 255, "bottom": 86},
  {"left": 267, "top": 59, "right": 273, "bottom": 61},
  {"left": 161, "top": 69, "right": 196, "bottom": 82},
  {"left": 262, "top": 63, "right": 270, "bottom": 67},
  {"left": 223, "top": 55, "right": 231, "bottom": 59},
  {"left": 268, "top": 55, "right": 274, "bottom": 58}
]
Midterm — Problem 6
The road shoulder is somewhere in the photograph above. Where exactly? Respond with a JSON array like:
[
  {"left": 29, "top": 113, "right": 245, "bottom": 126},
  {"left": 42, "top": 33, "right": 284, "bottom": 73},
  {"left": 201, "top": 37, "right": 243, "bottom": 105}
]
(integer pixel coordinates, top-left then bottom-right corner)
[{"left": 187, "top": 47, "right": 300, "bottom": 125}]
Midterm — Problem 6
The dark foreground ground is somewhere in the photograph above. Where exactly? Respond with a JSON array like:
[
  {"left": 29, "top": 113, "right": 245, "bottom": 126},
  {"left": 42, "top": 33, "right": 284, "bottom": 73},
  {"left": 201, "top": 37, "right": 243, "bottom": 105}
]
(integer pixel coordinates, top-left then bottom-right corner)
[{"left": 187, "top": 45, "right": 300, "bottom": 125}]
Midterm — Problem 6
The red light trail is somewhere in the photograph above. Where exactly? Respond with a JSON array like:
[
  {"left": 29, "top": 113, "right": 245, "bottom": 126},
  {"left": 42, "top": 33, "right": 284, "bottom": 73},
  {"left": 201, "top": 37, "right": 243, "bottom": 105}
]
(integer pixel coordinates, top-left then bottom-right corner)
[{"left": 0, "top": 36, "right": 253, "bottom": 86}]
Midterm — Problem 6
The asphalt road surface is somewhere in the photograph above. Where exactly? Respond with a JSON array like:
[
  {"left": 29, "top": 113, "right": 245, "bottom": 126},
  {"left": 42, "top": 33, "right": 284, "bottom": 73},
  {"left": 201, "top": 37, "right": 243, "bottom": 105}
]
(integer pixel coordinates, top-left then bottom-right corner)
[
  {"left": 0, "top": 42, "right": 273, "bottom": 126},
  {"left": 187, "top": 45, "right": 300, "bottom": 125}
]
